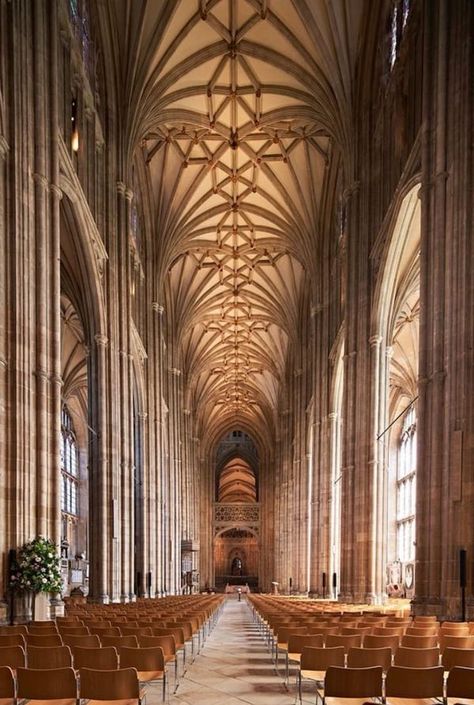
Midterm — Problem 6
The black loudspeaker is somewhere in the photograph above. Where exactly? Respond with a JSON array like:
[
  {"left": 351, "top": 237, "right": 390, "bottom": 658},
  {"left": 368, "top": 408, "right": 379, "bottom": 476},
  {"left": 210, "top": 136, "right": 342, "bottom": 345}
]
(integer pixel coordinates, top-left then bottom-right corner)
[
  {"left": 332, "top": 572, "right": 337, "bottom": 589},
  {"left": 289, "top": 577, "right": 293, "bottom": 588},
  {"left": 136, "top": 571, "right": 142, "bottom": 595},
  {"left": 322, "top": 572, "right": 326, "bottom": 588},
  {"left": 146, "top": 571, "right": 152, "bottom": 592},
  {"left": 460, "top": 549, "right": 467, "bottom": 588}
]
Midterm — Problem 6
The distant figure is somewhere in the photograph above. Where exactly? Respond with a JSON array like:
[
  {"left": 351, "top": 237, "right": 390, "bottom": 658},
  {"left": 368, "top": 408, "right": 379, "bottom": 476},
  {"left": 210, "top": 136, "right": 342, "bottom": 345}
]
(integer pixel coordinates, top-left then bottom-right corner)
[{"left": 237, "top": 587, "right": 242, "bottom": 602}]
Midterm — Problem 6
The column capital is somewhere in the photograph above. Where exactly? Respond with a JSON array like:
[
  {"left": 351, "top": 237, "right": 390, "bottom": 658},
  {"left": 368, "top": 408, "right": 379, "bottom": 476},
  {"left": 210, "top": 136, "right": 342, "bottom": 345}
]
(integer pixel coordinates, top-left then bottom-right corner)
[
  {"left": 95, "top": 334, "right": 109, "bottom": 348},
  {"left": 152, "top": 302, "right": 165, "bottom": 315},
  {"left": 49, "top": 184, "right": 63, "bottom": 200},
  {"left": 0, "top": 135, "right": 9, "bottom": 158},
  {"left": 369, "top": 335, "right": 383, "bottom": 348},
  {"left": 116, "top": 181, "right": 127, "bottom": 195},
  {"left": 169, "top": 367, "right": 181, "bottom": 377}
]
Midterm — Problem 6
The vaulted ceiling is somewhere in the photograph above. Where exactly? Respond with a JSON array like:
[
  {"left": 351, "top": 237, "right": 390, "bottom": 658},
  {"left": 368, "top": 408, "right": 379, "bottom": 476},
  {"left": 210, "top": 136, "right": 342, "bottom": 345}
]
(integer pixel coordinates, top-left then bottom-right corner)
[{"left": 102, "top": 0, "right": 364, "bottom": 444}]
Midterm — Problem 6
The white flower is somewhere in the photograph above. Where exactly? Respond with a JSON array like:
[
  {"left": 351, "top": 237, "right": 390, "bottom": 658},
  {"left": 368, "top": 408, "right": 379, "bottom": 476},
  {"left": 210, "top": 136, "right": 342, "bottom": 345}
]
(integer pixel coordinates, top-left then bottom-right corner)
[
  {"left": 47, "top": 553, "right": 52, "bottom": 558},
  {"left": 42, "top": 578, "right": 47, "bottom": 583}
]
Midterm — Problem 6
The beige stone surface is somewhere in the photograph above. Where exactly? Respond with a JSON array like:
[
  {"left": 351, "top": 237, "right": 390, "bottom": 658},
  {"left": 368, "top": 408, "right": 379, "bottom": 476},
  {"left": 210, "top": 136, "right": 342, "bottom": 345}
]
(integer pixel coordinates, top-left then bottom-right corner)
[{"left": 144, "top": 597, "right": 293, "bottom": 705}]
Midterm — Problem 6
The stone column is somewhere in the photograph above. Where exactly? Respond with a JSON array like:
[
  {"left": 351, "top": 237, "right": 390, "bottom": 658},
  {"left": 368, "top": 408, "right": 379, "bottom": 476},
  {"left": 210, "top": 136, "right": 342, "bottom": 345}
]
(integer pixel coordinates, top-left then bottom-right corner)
[
  {"left": 414, "top": 0, "right": 474, "bottom": 619},
  {"left": 0, "top": 132, "right": 8, "bottom": 614}
]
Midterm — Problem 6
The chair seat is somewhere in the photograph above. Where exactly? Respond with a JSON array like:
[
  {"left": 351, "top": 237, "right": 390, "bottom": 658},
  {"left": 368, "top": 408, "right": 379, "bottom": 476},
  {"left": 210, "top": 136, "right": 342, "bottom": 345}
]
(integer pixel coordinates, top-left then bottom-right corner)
[
  {"left": 301, "top": 668, "right": 326, "bottom": 682},
  {"left": 85, "top": 699, "right": 140, "bottom": 705},
  {"left": 287, "top": 652, "right": 301, "bottom": 663},
  {"left": 26, "top": 699, "right": 77, "bottom": 705},
  {"left": 325, "top": 699, "right": 379, "bottom": 705},
  {"left": 0, "top": 699, "right": 14, "bottom": 705},
  {"left": 447, "top": 700, "right": 474, "bottom": 705},
  {"left": 138, "top": 669, "right": 165, "bottom": 683},
  {"left": 386, "top": 699, "right": 442, "bottom": 705}
]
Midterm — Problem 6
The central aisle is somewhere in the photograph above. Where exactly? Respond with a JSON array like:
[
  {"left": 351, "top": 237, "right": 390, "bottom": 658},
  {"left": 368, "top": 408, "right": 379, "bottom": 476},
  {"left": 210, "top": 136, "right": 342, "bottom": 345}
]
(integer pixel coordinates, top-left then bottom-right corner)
[{"left": 165, "top": 597, "right": 294, "bottom": 705}]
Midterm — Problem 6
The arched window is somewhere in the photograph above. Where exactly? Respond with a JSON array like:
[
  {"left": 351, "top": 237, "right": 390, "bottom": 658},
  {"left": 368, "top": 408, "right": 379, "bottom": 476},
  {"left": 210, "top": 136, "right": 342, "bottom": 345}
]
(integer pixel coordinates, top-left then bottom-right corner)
[
  {"left": 397, "top": 406, "right": 416, "bottom": 562},
  {"left": 61, "top": 406, "right": 79, "bottom": 517},
  {"left": 388, "top": 0, "right": 411, "bottom": 70}
]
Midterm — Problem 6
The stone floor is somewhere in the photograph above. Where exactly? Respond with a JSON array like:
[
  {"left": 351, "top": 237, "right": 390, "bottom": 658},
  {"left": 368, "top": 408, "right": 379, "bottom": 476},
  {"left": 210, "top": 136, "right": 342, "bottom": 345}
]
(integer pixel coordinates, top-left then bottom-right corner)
[{"left": 145, "top": 596, "right": 297, "bottom": 705}]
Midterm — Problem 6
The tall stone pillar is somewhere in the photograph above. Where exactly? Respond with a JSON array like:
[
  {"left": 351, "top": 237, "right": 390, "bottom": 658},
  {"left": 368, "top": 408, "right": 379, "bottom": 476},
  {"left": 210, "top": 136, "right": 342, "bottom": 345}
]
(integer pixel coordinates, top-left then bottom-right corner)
[{"left": 414, "top": 0, "right": 474, "bottom": 619}]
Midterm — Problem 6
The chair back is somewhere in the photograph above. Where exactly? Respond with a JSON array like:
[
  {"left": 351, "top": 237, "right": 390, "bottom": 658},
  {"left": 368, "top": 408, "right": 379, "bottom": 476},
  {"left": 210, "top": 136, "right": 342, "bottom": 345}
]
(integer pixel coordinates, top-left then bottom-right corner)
[
  {"left": 72, "top": 646, "right": 119, "bottom": 670},
  {"left": 300, "top": 646, "right": 345, "bottom": 671},
  {"left": 88, "top": 627, "right": 121, "bottom": 638},
  {"left": 440, "top": 634, "right": 474, "bottom": 652},
  {"left": 17, "top": 666, "right": 78, "bottom": 701},
  {"left": 347, "top": 646, "right": 392, "bottom": 672},
  {"left": 0, "top": 666, "right": 15, "bottom": 705},
  {"left": 324, "top": 665, "right": 383, "bottom": 698},
  {"left": 446, "top": 665, "right": 474, "bottom": 698},
  {"left": 442, "top": 647, "right": 474, "bottom": 670},
  {"left": 61, "top": 634, "right": 100, "bottom": 649},
  {"left": 401, "top": 634, "right": 438, "bottom": 649},
  {"left": 0, "top": 646, "right": 26, "bottom": 669},
  {"left": 79, "top": 667, "right": 139, "bottom": 701},
  {"left": 57, "top": 626, "right": 90, "bottom": 636},
  {"left": 27, "top": 645, "right": 72, "bottom": 669},
  {"left": 27, "top": 626, "right": 59, "bottom": 635},
  {"left": 0, "top": 635, "right": 26, "bottom": 649},
  {"left": 363, "top": 634, "right": 400, "bottom": 652},
  {"left": 100, "top": 635, "right": 139, "bottom": 649},
  {"left": 120, "top": 627, "right": 153, "bottom": 637},
  {"left": 405, "top": 626, "right": 438, "bottom": 637},
  {"left": 25, "top": 634, "right": 63, "bottom": 647},
  {"left": 0, "top": 627, "right": 28, "bottom": 637},
  {"left": 385, "top": 665, "right": 444, "bottom": 697},
  {"left": 325, "top": 633, "right": 362, "bottom": 653},
  {"left": 393, "top": 646, "right": 440, "bottom": 668},
  {"left": 139, "top": 634, "right": 175, "bottom": 656},
  {"left": 118, "top": 646, "right": 165, "bottom": 672},
  {"left": 152, "top": 627, "right": 185, "bottom": 649},
  {"left": 287, "top": 634, "right": 324, "bottom": 654}
]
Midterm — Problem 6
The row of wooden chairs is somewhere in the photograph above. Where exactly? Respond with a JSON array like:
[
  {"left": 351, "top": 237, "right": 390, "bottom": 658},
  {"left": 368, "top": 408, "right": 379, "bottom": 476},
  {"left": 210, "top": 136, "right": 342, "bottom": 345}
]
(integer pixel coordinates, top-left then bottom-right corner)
[
  {"left": 298, "top": 663, "right": 474, "bottom": 705},
  {"left": 0, "top": 665, "right": 148, "bottom": 705}
]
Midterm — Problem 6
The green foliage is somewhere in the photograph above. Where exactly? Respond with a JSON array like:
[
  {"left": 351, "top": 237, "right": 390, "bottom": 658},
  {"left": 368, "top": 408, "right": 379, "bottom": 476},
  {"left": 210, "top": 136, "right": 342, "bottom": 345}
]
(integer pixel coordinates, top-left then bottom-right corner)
[{"left": 10, "top": 536, "right": 62, "bottom": 594}]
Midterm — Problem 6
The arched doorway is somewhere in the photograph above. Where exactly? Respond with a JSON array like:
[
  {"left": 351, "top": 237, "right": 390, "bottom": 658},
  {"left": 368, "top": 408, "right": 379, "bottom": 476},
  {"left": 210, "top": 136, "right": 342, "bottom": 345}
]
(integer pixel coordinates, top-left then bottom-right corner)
[{"left": 213, "top": 528, "right": 259, "bottom": 590}]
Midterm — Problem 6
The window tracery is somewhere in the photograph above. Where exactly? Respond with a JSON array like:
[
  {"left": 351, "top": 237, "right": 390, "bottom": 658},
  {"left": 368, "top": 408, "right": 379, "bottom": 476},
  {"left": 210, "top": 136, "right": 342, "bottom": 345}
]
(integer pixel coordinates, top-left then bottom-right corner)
[
  {"left": 61, "top": 405, "right": 79, "bottom": 518},
  {"left": 396, "top": 405, "right": 416, "bottom": 562},
  {"left": 388, "top": 0, "right": 411, "bottom": 70}
]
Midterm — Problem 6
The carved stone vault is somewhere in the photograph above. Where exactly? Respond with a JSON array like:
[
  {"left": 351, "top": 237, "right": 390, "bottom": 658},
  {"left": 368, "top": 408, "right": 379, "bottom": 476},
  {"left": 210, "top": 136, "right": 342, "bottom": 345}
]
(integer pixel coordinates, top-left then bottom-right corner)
[{"left": 130, "top": 0, "right": 343, "bottom": 438}]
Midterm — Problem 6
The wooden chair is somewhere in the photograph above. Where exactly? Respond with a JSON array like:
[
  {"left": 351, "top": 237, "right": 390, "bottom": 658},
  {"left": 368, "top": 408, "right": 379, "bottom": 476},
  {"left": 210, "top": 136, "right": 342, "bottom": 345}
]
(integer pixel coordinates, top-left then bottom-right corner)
[
  {"left": 79, "top": 667, "right": 143, "bottom": 705},
  {"left": 401, "top": 634, "right": 439, "bottom": 649},
  {"left": 16, "top": 666, "right": 78, "bottom": 705},
  {"left": 405, "top": 626, "right": 439, "bottom": 637},
  {"left": 29, "top": 622, "right": 56, "bottom": 628},
  {"left": 27, "top": 645, "right": 72, "bottom": 669},
  {"left": 363, "top": 633, "right": 400, "bottom": 653},
  {"left": 286, "top": 634, "right": 324, "bottom": 684},
  {"left": 441, "top": 635, "right": 474, "bottom": 653},
  {"left": 152, "top": 628, "right": 186, "bottom": 675},
  {"left": 118, "top": 647, "right": 167, "bottom": 700},
  {"left": 138, "top": 635, "right": 178, "bottom": 689},
  {"left": 25, "top": 635, "right": 63, "bottom": 648},
  {"left": 385, "top": 665, "right": 445, "bottom": 704},
  {"left": 120, "top": 627, "right": 153, "bottom": 638},
  {"left": 27, "top": 626, "right": 59, "bottom": 635},
  {"left": 443, "top": 647, "right": 474, "bottom": 671},
  {"left": 57, "top": 626, "right": 90, "bottom": 636},
  {"left": 373, "top": 625, "right": 406, "bottom": 637},
  {"left": 326, "top": 633, "right": 363, "bottom": 653},
  {"left": 0, "top": 627, "right": 28, "bottom": 637},
  {"left": 446, "top": 665, "right": 474, "bottom": 704},
  {"left": 298, "top": 646, "right": 344, "bottom": 704},
  {"left": 0, "top": 645, "right": 26, "bottom": 670},
  {"left": 393, "top": 645, "right": 440, "bottom": 668},
  {"left": 87, "top": 626, "right": 121, "bottom": 638},
  {"left": 0, "top": 636, "right": 25, "bottom": 649},
  {"left": 324, "top": 665, "right": 383, "bottom": 705},
  {"left": 71, "top": 646, "right": 119, "bottom": 671},
  {"left": 100, "top": 635, "right": 139, "bottom": 649},
  {"left": 0, "top": 666, "right": 16, "bottom": 705},
  {"left": 346, "top": 646, "right": 392, "bottom": 672},
  {"left": 61, "top": 634, "right": 100, "bottom": 649}
]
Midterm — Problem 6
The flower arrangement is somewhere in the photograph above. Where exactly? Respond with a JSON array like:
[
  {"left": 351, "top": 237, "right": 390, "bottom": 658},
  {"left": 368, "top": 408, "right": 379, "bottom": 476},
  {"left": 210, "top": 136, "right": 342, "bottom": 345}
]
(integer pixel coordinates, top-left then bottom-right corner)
[{"left": 10, "top": 536, "right": 62, "bottom": 595}]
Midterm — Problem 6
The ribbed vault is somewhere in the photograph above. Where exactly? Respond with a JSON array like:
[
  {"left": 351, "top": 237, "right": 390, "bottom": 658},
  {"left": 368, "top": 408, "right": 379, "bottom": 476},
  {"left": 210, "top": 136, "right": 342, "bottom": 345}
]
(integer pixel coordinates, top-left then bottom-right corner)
[{"left": 102, "top": 0, "right": 363, "bottom": 442}]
